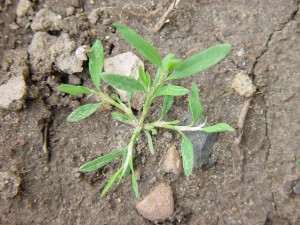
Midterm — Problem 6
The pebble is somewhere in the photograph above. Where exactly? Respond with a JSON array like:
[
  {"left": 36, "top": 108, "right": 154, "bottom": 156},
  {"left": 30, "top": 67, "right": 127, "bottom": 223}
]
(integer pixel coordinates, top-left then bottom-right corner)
[
  {"left": 75, "top": 45, "right": 91, "bottom": 61},
  {"left": 68, "top": 74, "right": 81, "bottom": 85},
  {"left": 104, "top": 52, "right": 145, "bottom": 110},
  {"left": 66, "top": 6, "right": 75, "bottom": 16},
  {"left": 162, "top": 146, "right": 182, "bottom": 175},
  {"left": 231, "top": 72, "right": 256, "bottom": 97},
  {"left": 0, "top": 76, "right": 27, "bottom": 110},
  {"left": 134, "top": 167, "right": 142, "bottom": 181},
  {"left": 0, "top": 172, "right": 21, "bottom": 199},
  {"left": 136, "top": 183, "right": 174, "bottom": 221},
  {"left": 16, "top": 0, "right": 32, "bottom": 17},
  {"left": 294, "top": 181, "right": 300, "bottom": 195}
]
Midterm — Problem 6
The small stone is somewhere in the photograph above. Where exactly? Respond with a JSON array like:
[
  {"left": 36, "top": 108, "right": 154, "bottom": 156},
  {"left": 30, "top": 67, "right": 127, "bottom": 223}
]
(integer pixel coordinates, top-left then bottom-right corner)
[
  {"left": 31, "top": 9, "right": 63, "bottom": 32},
  {"left": 134, "top": 167, "right": 142, "bottom": 181},
  {"left": 75, "top": 172, "right": 81, "bottom": 178},
  {"left": 0, "top": 172, "right": 21, "bottom": 199},
  {"left": 88, "top": 8, "right": 102, "bottom": 24},
  {"left": 103, "top": 18, "right": 112, "bottom": 25},
  {"left": 104, "top": 52, "right": 145, "bottom": 110},
  {"left": 136, "top": 183, "right": 174, "bottom": 221},
  {"left": 9, "top": 22, "right": 19, "bottom": 30},
  {"left": 0, "top": 76, "right": 27, "bottom": 110},
  {"left": 16, "top": 0, "right": 32, "bottom": 17},
  {"left": 66, "top": 6, "right": 75, "bottom": 16},
  {"left": 162, "top": 146, "right": 182, "bottom": 175},
  {"left": 294, "top": 181, "right": 300, "bottom": 195},
  {"left": 68, "top": 74, "right": 81, "bottom": 85},
  {"left": 75, "top": 45, "right": 91, "bottom": 61},
  {"left": 231, "top": 72, "right": 256, "bottom": 97}
]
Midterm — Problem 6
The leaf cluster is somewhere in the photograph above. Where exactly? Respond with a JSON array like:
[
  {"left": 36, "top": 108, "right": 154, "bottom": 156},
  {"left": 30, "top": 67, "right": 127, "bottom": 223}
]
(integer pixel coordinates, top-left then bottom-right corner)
[{"left": 58, "top": 23, "right": 234, "bottom": 197}]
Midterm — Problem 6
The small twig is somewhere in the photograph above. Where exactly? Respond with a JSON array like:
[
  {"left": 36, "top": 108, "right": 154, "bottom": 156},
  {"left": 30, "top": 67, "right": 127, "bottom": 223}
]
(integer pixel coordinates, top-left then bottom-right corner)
[
  {"left": 43, "top": 123, "right": 49, "bottom": 162},
  {"left": 152, "top": 0, "right": 181, "bottom": 33},
  {"left": 234, "top": 96, "right": 253, "bottom": 147}
]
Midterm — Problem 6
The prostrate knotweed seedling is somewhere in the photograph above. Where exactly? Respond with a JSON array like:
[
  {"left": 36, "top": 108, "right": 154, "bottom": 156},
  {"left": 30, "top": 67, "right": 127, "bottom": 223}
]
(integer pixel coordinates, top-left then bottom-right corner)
[{"left": 58, "top": 23, "right": 234, "bottom": 197}]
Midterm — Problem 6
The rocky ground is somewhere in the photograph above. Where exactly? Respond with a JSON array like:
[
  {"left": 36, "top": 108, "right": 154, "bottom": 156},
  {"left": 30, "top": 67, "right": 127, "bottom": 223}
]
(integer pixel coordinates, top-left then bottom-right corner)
[{"left": 0, "top": 0, "right": 299, "bottom": 224}]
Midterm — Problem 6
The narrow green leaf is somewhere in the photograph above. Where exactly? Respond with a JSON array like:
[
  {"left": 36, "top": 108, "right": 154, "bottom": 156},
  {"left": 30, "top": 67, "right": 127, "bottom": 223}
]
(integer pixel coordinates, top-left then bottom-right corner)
[
  {"left": 113, "top": 23, "right": 162, "bottom": 68},
  {"left": 111, "top": 112, "right": 134, "bottom": 125},
  {"left": 122, "top": 149, "right": 131, "bottom": 177},
  {"left": 79, "top": 148, "right": 125, "bottom": 172},
  {"left": 126, "top": 91, "right": 132, "bottom": 108},
  {"left": 162, "top": 53, "right": 182, "bottom": 71},
  {"left": 155, "top": 85, "right": 189, "bottom": 97},
  {"left": 89, "top": 40, "right": 104, "bottom": 90},
  {"left": 57, "top": 84, "right": 92, "bottom": 95},
  {"left": 201, "top": 123, "right": 235, "bottom": 133},
  {"left": 100, "top": 167, "right": 123, "bottom": 197},
  {"left": 167, "top": 44, "right": 231, "bottom": 80},
  {"left": 67, "top": 103, "right": 102, "bottom": 122},
  {"left": 165, "top": 120, "right": 180, "bottom": 125},
  {"left": 144, "top": 130, "right": 155, "bottom": 155},
  {"left": 162, "top": 95, "right": 174, "bottom": 117},
  {"left": 112, "top": 94, "right": 123, "bottom": 104},
  {"left": 189, "top": 83, "right": 203, "bottom": 125},
  {"left": 151, "top": 128, "right": 158, "bottom": 135},
  {"left": 130, "top": 160, "right": 139, "bottom": 197},
  {"left": 102, "top": 73, "right": 145, "bottom": 92},
  {"left": 181, "top": 133, "right": 194, "bottom": 176},
  {"left": 297, "top": 160, "right": 300, "bottom": 169},
  {"left": 138, "top": 66, "right": 151, "bottom": 90}
]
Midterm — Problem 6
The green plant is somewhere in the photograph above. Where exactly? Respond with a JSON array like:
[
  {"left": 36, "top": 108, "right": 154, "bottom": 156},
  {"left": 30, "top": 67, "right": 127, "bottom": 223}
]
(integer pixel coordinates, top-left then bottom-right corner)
[
  {"left": 58, "top": 23, "right": 234, "bottom": 197},
  {"left": 297, "top": 160, "right": 300, "bottom": 170}
]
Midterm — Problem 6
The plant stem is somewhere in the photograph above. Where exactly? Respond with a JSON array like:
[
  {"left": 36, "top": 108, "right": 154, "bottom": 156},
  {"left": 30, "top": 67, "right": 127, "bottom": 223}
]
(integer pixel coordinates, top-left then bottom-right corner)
[
  {"left": 94, "top": 91, "right": 133, "bottom": 115},
  {"left": 122, "top": 127, "right": 141, "bottom": 175},
  {"left": 149, "top": 121, "right": 206, "bottom": 132}
]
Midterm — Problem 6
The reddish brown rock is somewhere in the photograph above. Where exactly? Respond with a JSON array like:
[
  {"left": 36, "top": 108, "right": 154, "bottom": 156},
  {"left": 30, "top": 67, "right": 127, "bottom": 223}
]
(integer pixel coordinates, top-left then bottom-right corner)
[
  {"left": 163, "top": 146, "right": 182, "bottom": 175},
  {"left": 136, "top": 183, "right": 174, "bottom": 221}
]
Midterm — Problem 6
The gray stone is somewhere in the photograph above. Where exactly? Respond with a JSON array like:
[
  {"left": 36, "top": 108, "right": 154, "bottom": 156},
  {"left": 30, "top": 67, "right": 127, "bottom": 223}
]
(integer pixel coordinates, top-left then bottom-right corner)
[
  {"left": 87, "top": 8, "right": 102, "bottom": 24},
  {"left": 136, "top": 183, "right": 174, "bottom": 221},
  {"left": 16, "top": 0, "right": 32, "bottom": 17},
  {"left": 0, "top": 172, "right": 21, "bottom": 199},
  {"left": 162, "top": 146, "right": 182, "bottom": 175},
  {"left": 75, "top": 45, "right": 91, "bottom": 61},
  {"left": 231, "top": 72, "right": 256, "bottom": 97},
  {"left": 104, "top": 52, "right": 145, "bottom": 110},
  {"left": 68, "top": 74, "right": 81, "bottom": 85},
  {"left": 0, "top": 76, "right": 27, "bottom": 110},
  {"left": 66, "top": 6, "right": 75, "bottom": 16},
  {"left": 31, "top": 9, "right": 63, "bottom": 32},
  {"left": 182, "top": 112, "right": 219, "bottom": 168},
  {"left": 294, "top": 181, "right": 300, "bottom": 195}
]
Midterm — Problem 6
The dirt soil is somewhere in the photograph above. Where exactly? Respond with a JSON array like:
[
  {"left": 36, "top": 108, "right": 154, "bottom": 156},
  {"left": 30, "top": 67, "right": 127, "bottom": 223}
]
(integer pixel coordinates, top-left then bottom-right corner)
[{"left": 0, "top": 0, "right": 300, "bottom": 224}]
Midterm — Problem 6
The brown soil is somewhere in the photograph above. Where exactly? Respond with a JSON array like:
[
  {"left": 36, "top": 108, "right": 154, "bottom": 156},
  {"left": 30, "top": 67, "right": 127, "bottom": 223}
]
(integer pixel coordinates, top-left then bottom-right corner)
[{"left": 0, "top": 0, "right": 299, "bottom": 224}]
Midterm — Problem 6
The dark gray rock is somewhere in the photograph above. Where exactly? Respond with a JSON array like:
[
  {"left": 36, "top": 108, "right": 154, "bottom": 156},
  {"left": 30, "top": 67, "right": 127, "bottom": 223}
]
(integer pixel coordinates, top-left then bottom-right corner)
[{"left": 181, "top": 112, "right": 219, "bottom": 168}]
